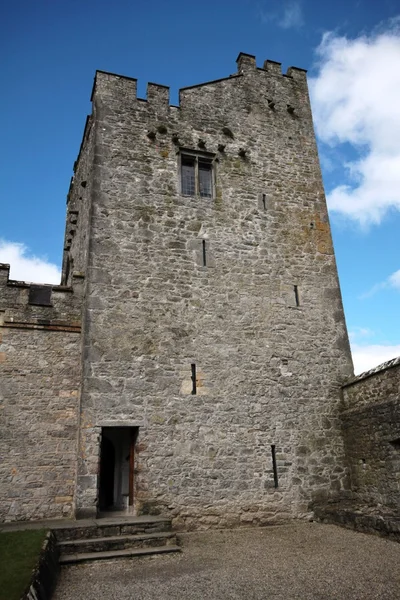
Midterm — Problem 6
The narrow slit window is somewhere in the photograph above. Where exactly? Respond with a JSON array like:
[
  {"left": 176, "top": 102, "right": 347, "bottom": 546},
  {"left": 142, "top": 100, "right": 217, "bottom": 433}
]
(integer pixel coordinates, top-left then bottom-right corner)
[
  {"left": 191, "top": 363, "right": 197, "bottom": 395},
  {"left": 271, "top": 445, "right": 278, "bottom": 488},
  {"left": 262, "top": 194, "right": 267, "bottom": 210},
  {"left": 202, "top": 240, "right": 207, "bottom": 266},
  {"left": 294, "top": 285, "right": 300, "bottom": 307}
]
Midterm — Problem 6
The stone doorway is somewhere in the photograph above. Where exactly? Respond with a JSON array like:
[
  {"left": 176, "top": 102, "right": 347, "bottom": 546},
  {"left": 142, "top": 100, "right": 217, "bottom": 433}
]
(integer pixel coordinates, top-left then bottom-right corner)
[{"left": 98, "top": 426, "right": 138, "bottom": 514}]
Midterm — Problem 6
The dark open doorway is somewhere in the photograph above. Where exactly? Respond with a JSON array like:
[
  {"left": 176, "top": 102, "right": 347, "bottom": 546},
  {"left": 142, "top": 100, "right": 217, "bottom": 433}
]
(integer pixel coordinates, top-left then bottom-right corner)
[{"left": 98, "top": 427, "right": 138, "bottom": 513}]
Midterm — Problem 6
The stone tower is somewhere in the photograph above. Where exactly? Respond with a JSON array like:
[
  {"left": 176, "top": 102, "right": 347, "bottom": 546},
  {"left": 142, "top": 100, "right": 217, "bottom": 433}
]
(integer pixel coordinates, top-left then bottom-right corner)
[
  {"left": 67, "top": 52, "right": 353, "bottom": 525},
  {"left": 0, "top": 53, "right": 354, "bottom": 525}
]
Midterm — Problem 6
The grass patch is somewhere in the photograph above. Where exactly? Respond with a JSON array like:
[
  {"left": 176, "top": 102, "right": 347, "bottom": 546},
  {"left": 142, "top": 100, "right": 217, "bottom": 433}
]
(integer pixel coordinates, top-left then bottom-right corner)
[{"left": 0, "top": 529, "right": 47, "bottom": 600}]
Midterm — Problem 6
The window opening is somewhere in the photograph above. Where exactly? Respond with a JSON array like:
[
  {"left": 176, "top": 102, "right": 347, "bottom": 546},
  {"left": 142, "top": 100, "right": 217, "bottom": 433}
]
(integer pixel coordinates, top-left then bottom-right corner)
[
  {"left": 191, "top": 363, "right": 197, "bottom": 395},
  {"left": 29, "top": 285, "right": 52, "bottom": 306},
  {"left": 181, "top": 155, "right": 196, "bottom": 196},
  {"left": 198, "top": 160, "right": 212, "bottom": 198},
  {"left": 262, "top": 194, "right": 267, "bottom": 210},
  {"left": 181, "top": 153, "right": 213, "bottom": 198},
  {"left": 271, "top": 445, "right": 278, "bottom": 488}
]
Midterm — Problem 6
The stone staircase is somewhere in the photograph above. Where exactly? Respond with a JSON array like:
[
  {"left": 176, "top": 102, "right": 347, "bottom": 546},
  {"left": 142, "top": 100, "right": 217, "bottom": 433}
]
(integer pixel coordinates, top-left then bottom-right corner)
[{"left": 53, "top": 516, "right": 180, "bottom": 565}]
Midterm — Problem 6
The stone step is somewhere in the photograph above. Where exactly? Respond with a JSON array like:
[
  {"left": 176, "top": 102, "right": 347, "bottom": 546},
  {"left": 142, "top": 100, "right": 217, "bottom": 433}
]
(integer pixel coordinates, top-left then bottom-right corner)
[
  {"left": 59, "top": 545, "right": 181, "bottom": 565},
  {"left": 54, "top": 516, "right": 172, "bottom": 542},
  {"left": 58, "top": 531, "right": 177, "bottom": 554}
]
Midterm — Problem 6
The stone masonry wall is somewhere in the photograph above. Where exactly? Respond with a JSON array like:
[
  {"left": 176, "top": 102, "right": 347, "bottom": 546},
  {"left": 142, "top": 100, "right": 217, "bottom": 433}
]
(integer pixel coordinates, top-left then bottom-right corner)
[
  {"left": 61, "top": 115, "right": 94, "bottom": 285},
  {"left": 0, "top": 265, "right": 82, "bottom": 521},
  {"left": 341, "top": 358, "right": 400, "bottom": 513},
  {"left": 75, "top": 54, "right": 353, "bottom": 526}
]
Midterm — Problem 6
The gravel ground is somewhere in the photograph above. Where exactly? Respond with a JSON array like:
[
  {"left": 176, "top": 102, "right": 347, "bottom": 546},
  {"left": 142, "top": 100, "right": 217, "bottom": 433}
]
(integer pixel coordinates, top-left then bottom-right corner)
[{"left": 53, "top": 523, "right": 400, "bottom": 600}]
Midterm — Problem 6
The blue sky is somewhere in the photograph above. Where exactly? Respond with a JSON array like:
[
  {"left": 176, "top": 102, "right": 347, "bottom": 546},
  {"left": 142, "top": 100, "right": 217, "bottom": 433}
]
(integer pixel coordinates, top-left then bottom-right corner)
[{"left": 1, "top": 0, "right": 400, "bottom": 373}]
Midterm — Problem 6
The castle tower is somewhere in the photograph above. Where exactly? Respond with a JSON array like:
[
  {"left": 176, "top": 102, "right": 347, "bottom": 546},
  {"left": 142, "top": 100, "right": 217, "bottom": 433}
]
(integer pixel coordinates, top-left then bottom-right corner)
[{"left": 66, "top": 53, "right": 353, "bottom": 524}]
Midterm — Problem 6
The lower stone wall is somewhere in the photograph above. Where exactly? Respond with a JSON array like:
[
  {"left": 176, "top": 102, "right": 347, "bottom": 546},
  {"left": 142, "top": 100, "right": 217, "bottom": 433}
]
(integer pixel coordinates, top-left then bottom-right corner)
[
  {"left": 342, "top": 398, "right": 400, "bottom": 510},
  {"left": 0, "top": 327, "right": 81, "bottom": 522},
  {"left": 341, "top": 359, "right": 400, "bottom": 512},
  {"left": 315, "top": 358, "right": 400, "bottom": 539},
  {"left": 314, "top": 503, "right": 400, "bottom": 543},
  {"left": 22, "top": 531, "right": 60, "bottom": 600}
]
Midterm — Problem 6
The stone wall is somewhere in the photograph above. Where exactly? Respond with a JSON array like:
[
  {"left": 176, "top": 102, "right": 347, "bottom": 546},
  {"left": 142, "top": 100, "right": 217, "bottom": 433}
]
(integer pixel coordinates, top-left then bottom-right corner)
[
  {"left": 22, "top": 531, "right": 60, "bottom": 600},
  {"left": 0, "top": 264, "right": 82, "bottom": 521},
  {"left": 341, "top": 358, "right": 400, "bottom": 513},
  {"left": 75, "top": 53, "right": 353, "bottom": 526},
  {"left": 61, "top": 114, "right": 94, "bottom": 285}
]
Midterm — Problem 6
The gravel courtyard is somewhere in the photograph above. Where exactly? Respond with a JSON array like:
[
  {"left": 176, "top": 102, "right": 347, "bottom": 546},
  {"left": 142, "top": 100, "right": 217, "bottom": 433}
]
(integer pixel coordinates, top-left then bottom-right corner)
[{"left": 54, "top": 523, "right": 400, "bottom": 600}]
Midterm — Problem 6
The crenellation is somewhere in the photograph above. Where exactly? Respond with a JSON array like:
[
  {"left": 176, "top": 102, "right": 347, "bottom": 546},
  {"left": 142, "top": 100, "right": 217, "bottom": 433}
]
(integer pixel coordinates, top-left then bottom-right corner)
[
  {"left": 0, "top": 263, "right": 10, "bottom": 285},
  {"left": 147, "top": 82, "right": 170, "bottom": 109},
  {"left": 91, "top": 54, "right": 304, "bottom": 116},
  {"left": 263, "top": 59, "right": 282, "bottom": 76},
  {"left": 91, "top": 70, "right": 138, "bottom": 103},
  {"left": 236, "top": 52, "right": 257, "bottom": 73},
  {"left": 286, "top": 66, "right": 308, "bottom": 83}
]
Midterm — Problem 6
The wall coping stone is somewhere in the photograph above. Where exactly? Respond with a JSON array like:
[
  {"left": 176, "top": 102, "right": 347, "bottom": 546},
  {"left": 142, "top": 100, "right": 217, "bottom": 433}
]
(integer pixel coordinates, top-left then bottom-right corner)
[{"left": 342, "top": 355, "right": 400, "bottom": 388}]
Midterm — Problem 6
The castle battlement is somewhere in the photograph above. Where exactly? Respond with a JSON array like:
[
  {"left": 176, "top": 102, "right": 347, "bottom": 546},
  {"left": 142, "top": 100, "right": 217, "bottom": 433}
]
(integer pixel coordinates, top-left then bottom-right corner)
[
  {"left": 90, "top": 53, "right": 308, "bottom": 114},
  {"left": 0, "top": 263, "right": 83, "bottom": 332}
]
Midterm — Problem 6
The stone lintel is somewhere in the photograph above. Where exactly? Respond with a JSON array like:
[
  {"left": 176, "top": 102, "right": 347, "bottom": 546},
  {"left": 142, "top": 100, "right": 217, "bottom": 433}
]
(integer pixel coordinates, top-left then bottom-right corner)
[{"left": 99, "top": 421, "right": 146, "bottom": 428}]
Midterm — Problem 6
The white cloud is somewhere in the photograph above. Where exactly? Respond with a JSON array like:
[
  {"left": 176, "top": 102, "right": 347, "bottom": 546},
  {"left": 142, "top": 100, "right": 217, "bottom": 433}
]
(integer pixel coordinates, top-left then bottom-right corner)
[
  {"left": 348, "top": 327, "right": 399, "bottom": 374},
  {"left": 310, "top": 24, "right": 400, "bottom": 226},
  {"left": 388, "top": 269, "right": 400, "bottom": 289},
  {"left": 361, "top": 267, "right": 400, "bottom": 297},
  {"left": 348, "top": 327, "right": 374, "bottom": 341},
  {"left": 259, "top": 1, "right": 303, "bottom": 30},
  {"left": 0, "top": 240, "right": 61, "bottom": 284},
  {"left": 351, "top": 343, "right": 400, "bottom": 375},
  {"left": 279, "top": 1, "right": 303, "bottom": 29}
]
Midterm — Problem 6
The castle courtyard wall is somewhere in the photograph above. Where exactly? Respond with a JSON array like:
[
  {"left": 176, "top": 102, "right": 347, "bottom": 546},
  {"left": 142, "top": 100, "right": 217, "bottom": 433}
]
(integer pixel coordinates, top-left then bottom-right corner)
[
  {"left": 341, "top": 358, "right": 400, "bottom": 513},
  {"left": 0, "top": 265, "right": 82, "bottom": 521}
]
